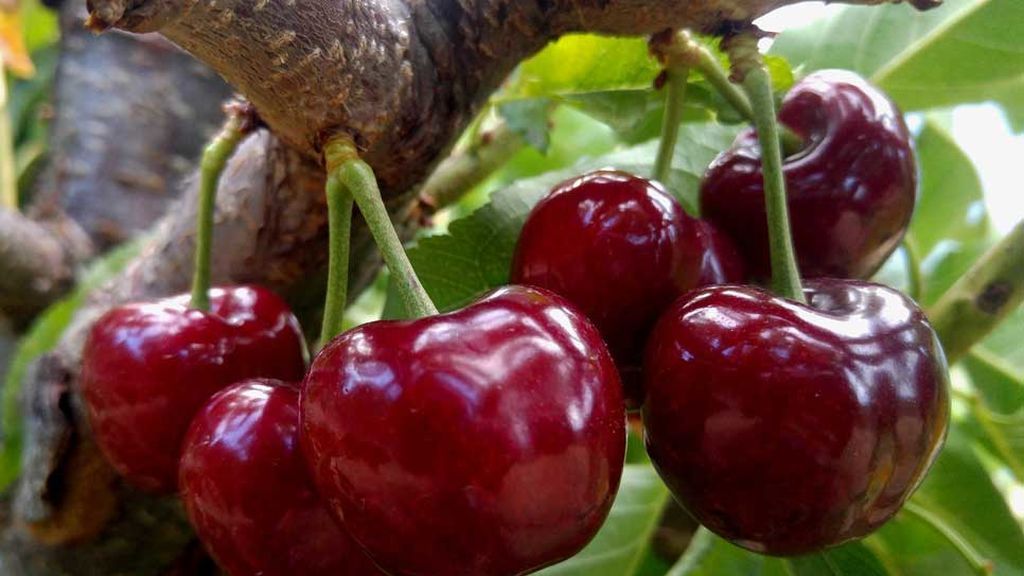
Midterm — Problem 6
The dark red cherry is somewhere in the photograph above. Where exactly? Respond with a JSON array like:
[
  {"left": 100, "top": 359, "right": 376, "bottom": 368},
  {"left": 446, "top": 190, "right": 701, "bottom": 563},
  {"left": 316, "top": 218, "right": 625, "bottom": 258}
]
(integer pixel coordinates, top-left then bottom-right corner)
[
  {"left": 700, "top": 70, "right": 916, "bottom": 280},
  {"left": 180, "top": 379, "right": 385, "bottom": 576},
  {"left": 80, "top": 285, "right": 306, "bottom": 492},
  {"left": 511, "top": 169, "right": 744, "bottom": 405},
  {"left": 643, "top": 279, "right": 950, "bottom": 555},
  {"left": 301, "top": 285, "right": 626, "bottom": 576}
]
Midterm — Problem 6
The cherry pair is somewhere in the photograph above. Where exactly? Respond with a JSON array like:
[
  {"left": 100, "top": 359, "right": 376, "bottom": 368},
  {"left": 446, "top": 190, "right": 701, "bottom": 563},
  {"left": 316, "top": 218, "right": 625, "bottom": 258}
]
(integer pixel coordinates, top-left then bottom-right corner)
[
  {"left": 510, "top": 70, "right": 948, "bottom": 555},
  {"left": 82, "top": 283, "right": 628, "bottom": 576},
  {"left": 80, "top": 286, "right": 383, "bottom": 575}
]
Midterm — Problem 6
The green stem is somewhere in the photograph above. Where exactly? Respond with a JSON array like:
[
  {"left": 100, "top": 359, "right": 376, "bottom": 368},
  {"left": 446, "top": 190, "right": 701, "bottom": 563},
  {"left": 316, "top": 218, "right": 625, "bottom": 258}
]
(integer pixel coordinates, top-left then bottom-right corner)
[
  {"left": 732, "top": 38, "right": 805, "bottom": 303},
  {"left": 928, "top": 221, "right": 1024, "bottom": 364},
  {"left": 319, "top": 171, "right": 354, "bottom": 345},
  {"left": 676, "top": 31, "right": 804, "bottom": 155},
  {"left": 653, "top": 66, "right": 690, "bottom": 184},
  {"left": 0, "top": 64, "right": 18, "bottom": 211},
  {"left": 903, "top": 236, "right": 925, "bottom": 302},
  {"left": 902, "top": 501, "right": 994, "bottom": 576},
  {"left": 190, "top": 115, "right": 247, "bottom": 311},
  {"left": 325, "top": 137, "right": 438, "bottom": 319}
]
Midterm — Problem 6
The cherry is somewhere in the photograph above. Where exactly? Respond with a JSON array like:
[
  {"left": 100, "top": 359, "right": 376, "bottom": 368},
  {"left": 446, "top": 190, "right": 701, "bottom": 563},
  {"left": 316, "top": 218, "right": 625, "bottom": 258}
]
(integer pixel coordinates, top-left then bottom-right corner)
[
  {"left": 700, "top": 70, "right": 916, "bottom": 281},
  {"left": 642, "top": 279, "right": 950, "bottom": 555},
  {"left": 511, "top": 169, "right": 744, "bottom": 405},
  {"left": 80, "top": 285, "right": 307, "bottom": 492},
  {"left": 179, "top": 379, "right": 384, "bottom": 576},
  {"left": 301, "top": 285, "right": 626, "bottom": 576}
]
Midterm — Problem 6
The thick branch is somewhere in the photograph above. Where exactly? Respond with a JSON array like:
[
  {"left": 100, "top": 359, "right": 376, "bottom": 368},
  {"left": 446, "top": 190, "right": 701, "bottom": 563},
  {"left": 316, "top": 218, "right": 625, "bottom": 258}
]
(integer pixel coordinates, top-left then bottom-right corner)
[
  {"left": 0, "top": 0, "right": 232, "bottom": 320},
  {"left": 82, "top": 0, "right": 915, "bottom": 200},
  {"left": 0, "top": 213, "right": 87, "bottom": 322}
]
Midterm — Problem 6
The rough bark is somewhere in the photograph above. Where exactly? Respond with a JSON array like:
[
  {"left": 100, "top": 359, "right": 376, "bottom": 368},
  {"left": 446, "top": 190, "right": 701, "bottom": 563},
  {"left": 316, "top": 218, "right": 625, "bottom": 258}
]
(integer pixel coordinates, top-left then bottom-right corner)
[
  {"left": 83, "top": 0, "right": 912, "bottom": 198},
  {"left": 0, "top": 0, "right": 231, "bottom": 320},
  {"left": 2, "top": 0, "right": 940, "bottom": 573}
]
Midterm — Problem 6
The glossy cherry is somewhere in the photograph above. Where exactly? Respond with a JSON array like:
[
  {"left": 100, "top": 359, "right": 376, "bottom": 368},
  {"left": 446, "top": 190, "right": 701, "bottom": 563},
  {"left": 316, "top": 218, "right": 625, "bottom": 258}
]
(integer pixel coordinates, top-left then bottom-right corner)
[
  {"left": 180, "top": 379, "right": 385, "bottom": 576},
  {"left": 511, "top": 169, "right": 744, "bottom": 405},
  {"left": 700, "top": 70, "right": 917, "bottom": 281},
  {"left": 80, "top": 285, "right": 307, "bottom": 492},
  {"left": 301, "top": 285, "right": 627, "bottom": 576},
  {"left": 643, "top": 279, "right": 950, "bottom": 555}
]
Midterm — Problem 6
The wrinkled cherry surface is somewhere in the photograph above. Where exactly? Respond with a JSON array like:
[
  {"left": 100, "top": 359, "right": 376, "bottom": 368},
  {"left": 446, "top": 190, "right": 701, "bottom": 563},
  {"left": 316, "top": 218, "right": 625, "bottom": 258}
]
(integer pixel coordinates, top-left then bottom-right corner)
[
  {"left": 701, "top": 70, "right": 916, "bottom": 280},
  {"left": 80, "top": 286, "right": 306, "bottom": 492},
  {"left": 512, "top": 170, "right": 744, "bottom": 404},
  {"left": 301, "top": 285, "right": 626, "bottom": 576},
  {"left": 643, "top": 279, "right": 950, "bottom": 555},
  {"left": 180, "top": 379, "right": 384, "bottom": 576}
]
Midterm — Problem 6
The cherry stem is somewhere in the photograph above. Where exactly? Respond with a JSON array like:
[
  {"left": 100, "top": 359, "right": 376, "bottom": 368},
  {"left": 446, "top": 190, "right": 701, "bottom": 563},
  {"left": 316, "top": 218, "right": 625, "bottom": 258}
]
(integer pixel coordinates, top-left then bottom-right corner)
[
  {"left": 902, "top": 501, "right": 994, "bottom": 576},
  {"left": 0, "top": 64, "right": 17, "bottom": 211},
  {"left": 728, "top": 34, "right": 805, "bottom": 304},
  {"left": 902, "top": 237, "right": 925, "bottom": 302},
  {"left": 190, "top": 113, "right": 247, "bottom": 311},
  {"left": 319, "top": 164, "right": 354, "bottom": 345},
  {"left": 664, "top": 31, "right": 803, "bottom": 156},
  {"left": 324, "top": 136, "right": 438, "bottom": 320},
  {"left": 653, "top": 65, "right": 690, "bottom": 185},
  {"left": 928, "top": 220, "right": 1024, "bottom": 364}
]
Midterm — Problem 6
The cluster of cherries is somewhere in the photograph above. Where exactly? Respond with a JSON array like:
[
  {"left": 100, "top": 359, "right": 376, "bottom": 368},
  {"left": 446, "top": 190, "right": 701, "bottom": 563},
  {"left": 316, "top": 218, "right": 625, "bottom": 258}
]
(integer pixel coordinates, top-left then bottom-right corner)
[{"left": 79, "top": 70, "right": 950, "bottom": 576}]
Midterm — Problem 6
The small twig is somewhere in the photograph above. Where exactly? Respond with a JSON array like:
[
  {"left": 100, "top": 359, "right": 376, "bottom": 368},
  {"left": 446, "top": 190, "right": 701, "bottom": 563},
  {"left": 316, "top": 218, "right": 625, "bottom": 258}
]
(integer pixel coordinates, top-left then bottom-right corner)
[
  {"left": 418, "top": 119, "right": 524, "bottom": 214},
  {"left": 928, "top": 221, "right": 1024, "bottom": 364}
]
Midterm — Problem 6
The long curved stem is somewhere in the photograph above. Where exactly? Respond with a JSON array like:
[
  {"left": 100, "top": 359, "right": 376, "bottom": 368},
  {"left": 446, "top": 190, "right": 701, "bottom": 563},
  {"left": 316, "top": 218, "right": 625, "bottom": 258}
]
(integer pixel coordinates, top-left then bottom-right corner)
[
  {"left": 902, "top": 501, "right": 994, "bottom": 576},
  {"left": 319, "top": 170, "right": 354, "bottom": 345},
  {"left": 190, "top": 114, "right": 247, "bottom": 311},
  {"left": 730, "top": 35, "right": 805, "bottom": 303},
  {"left": 653, "top": 66, "right": 690, "bottom": 185},
  {"left": 325, "top": 136, "right": 438, "bottom": 320},
  {"left": 903, "top": 237, "right": 925, "bottom": 303}
]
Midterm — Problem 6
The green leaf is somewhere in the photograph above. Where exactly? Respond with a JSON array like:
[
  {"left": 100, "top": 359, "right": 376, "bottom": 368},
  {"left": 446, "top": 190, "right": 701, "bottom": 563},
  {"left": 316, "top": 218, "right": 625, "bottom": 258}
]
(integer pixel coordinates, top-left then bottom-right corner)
[
  {"left": 0, "top": 238, "right": 144, "bottom": 492},
  {"left": 908, "top": 121, "right": 991, "bottom": 261},
  {"left": 873, "top": 428, "right": 1024, "bottom": 574},
  {"left": 538, "top": 464, "right": 670, "bottom": 576},
  {"left": 498, "top": 99, "right": 554, "bottom": 153},
  {"left": 402, "top": 123, "right": 739, "bottom": 313},
  {"left": 771, "top": 0, "right": 1024, "bottom": 130},
  {"left": 668, "top": 529, "right": 885, "bottom": 576},
  {"left": 505, "top": 35, "right": 660, "bottom": 100}
]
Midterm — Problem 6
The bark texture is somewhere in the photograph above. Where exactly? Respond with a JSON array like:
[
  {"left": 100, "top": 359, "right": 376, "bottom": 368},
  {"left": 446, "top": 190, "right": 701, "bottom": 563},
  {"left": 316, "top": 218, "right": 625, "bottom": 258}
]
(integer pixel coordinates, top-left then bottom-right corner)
[
  {"left": 0, "top": 0, "right": 231, "bottom": 321},
  {"left": 2, "top": 0, "right": 938, "bottom": 573}
]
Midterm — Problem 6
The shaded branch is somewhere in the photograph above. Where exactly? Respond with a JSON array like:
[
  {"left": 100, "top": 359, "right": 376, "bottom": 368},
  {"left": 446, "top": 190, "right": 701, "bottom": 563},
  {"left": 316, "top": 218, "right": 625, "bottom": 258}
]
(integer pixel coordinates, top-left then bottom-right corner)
[
  {"left": 929, "top": 221, "right": 1024, "bottom": 364},
  {"left": 0, "top": 212, "right": 87, "bottom": 323}
]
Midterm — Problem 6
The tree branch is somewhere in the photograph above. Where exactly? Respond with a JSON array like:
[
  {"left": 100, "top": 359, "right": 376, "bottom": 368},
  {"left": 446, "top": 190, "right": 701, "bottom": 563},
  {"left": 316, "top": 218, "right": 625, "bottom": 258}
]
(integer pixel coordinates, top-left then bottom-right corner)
[{"left": 929, "top": 222, "right": 1024, "bottom": 364}]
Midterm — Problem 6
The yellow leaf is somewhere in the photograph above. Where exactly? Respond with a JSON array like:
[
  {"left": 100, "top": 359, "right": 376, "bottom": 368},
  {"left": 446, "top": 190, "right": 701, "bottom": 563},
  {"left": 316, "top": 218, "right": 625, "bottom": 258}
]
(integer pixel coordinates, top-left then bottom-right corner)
[{"left": 0, "top": 6, "right": 34, "bottom": 78}]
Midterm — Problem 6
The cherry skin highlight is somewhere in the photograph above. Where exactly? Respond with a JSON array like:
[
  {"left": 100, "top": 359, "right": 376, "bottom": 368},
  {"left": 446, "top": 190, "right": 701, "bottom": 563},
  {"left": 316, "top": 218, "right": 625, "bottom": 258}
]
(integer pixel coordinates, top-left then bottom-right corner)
[
  {"left": 301, "top": 285, "right": 627, "bottom": 576},
  {"left": 180, "top": 379, "right": 385, "bottom": 576},
  {"left": 643, "top": 279, "right": 950, "bottom": 555},
  {"left": 511, "top": 169, "right": 744, "bottom": 405},
  {"left": 700, "top": 70, "right": 917, "bottom": 280},
  {"left": 80, "top": 285, "right": 306, "bottom": 492}
]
